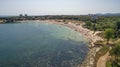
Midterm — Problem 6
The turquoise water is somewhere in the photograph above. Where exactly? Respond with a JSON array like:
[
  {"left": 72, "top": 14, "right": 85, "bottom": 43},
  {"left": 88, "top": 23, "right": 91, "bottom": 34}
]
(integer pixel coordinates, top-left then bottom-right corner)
[{"left": 0, "top": 22, "right": 88, "bottom": 67}]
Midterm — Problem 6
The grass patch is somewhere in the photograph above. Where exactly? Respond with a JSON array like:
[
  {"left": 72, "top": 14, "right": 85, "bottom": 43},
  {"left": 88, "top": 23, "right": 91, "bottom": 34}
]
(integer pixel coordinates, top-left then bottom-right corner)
[
  {"left": 106, "top": 61, "right": 112, "bottom": 67},
  {"left": 96, "top": 45, "right": 109, "bottom": 56}
]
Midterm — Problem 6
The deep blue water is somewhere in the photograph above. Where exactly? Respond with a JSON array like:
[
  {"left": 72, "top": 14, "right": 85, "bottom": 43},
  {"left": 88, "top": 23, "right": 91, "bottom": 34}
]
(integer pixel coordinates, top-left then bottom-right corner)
[{"left": 0, "top": 22, "right": 88, "bottom": 67}]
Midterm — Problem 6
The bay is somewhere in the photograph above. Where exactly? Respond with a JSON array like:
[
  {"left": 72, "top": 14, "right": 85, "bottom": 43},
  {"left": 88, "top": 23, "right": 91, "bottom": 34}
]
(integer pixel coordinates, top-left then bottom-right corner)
[{"left": 0, "top": 22, "right": 88, "bottom": 67}]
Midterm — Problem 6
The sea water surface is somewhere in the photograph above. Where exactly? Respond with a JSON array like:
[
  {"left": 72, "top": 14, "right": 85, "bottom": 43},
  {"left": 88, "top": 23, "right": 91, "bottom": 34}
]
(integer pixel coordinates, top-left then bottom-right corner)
[{"left": 0, "top": 22, "right": 88, "bottom": 67}]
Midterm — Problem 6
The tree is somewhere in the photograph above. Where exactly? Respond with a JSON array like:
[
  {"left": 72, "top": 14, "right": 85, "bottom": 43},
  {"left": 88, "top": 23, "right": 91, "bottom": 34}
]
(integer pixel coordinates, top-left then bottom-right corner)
[
  {"left": 19, "top": 14, "right": 23, "bottom": 17},
  {"left": 86, "top": 21, "right": 92, "bottom": 26},
  {"left": 104, "top": 29, "right": 114, "bottom": 44},
  {"left": 91, "top": 16, "right": 97, "bottom": 34},
  {"left": 115, "top": 21, "right": 120, "bottom": 38},
  {"left": 110, "top": 43, "right": 120, "bottom": 66},
  {"left": 116, "top": 21, "right": 120, "bottom": 30},
  {"left": 110, "top": 43, "right": 120, "bottom": 57},
  {"left": 25, "top": 14, "right": 28, "bottom": 17}
]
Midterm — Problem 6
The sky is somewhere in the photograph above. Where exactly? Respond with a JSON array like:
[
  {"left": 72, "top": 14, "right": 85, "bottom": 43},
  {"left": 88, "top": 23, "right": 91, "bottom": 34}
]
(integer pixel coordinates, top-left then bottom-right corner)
[{"left": 0, "top": 0, "right": 120, "bottom": 15}]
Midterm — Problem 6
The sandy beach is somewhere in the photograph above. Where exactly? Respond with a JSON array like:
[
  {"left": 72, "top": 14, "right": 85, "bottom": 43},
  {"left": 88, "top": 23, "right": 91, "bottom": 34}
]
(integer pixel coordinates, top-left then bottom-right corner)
[{"left": 39, "top": 20, "right": 103, "bottom": 46}]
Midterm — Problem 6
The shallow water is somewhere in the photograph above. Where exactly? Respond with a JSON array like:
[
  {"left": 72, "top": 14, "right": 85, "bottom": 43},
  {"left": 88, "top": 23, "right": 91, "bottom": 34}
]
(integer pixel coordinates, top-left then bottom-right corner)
[{"left": 0, "top": 22, "right": 88, "bottom": 67}]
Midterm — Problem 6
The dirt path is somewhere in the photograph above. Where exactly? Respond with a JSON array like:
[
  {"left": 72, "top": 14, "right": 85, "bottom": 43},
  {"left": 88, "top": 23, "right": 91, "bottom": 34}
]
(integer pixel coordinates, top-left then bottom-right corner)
[
  {"left": 97, "top": 47, "right": 111, "bottom": 67},
  {"left": 97, "top": 52, "right": 109, "bottom": 67}
]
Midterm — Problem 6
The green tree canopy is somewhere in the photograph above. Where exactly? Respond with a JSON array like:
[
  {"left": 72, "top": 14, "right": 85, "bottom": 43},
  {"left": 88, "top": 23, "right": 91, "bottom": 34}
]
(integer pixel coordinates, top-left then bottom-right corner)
[
  {"left": 104, "top": 29, "right": 114, "bottom": 44},
  {"left": 114, "top": 21, "right": 120, "bottom": 38},
  {"left": 116, "top": 21, "right": 120, "bottom": 30},
  {"left": 110, "top": 43, "right": 120, "bottom": 66},
  {"left": 110, "top": 43, "right": 120, "bottom": 56}
]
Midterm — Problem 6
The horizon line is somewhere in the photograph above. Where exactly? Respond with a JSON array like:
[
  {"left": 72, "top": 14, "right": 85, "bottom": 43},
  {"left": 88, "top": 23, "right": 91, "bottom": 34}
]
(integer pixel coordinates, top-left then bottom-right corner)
[{"left": 0, "top": 12, "right": 120, "bottom": 17}]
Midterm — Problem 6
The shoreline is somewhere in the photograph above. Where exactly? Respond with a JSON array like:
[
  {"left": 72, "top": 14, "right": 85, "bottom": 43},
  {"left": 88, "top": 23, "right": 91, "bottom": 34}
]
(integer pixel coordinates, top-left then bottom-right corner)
[
  {"left": 17, "top": 20, "right": 103, "bottom": 67},
  {"left": 43, "top": 20, "right": 103, "bottom": 67}
]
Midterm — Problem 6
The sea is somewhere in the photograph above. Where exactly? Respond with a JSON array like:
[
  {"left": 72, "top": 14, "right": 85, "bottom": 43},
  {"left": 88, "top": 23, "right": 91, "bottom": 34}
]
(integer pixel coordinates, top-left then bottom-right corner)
[{"left": 0, "top": 22, "right": 88, "bottom": 67}]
